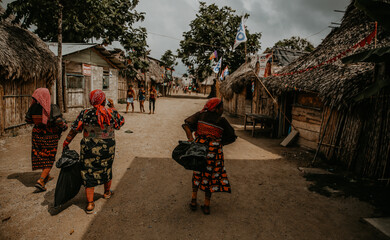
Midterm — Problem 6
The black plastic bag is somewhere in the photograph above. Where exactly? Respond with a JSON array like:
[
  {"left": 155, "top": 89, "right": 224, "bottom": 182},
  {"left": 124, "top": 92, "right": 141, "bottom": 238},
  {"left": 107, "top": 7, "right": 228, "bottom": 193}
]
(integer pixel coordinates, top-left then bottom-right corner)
[
  {"left": 54, "top": 148, "right": 82, "bottom": 207},
  {"left": 56, "top": 148, "right": 80, "bottom": 168},
  {"left": 172, "top": 141, "right": 207, "bottom": 172}
]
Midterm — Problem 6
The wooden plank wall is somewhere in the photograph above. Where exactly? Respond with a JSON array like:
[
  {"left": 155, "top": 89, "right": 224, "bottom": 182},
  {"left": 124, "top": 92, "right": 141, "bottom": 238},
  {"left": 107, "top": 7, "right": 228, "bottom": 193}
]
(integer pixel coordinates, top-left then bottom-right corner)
[
  {"left": 292, "top": 93, "right": 323, "bottom": 150},
  {"left": 0, "top": 77, "right": 47, "bottom": 134},
  {"left": 118, "top": 74, "right": 128, "bottom": 102},
  {"left": 292, "top": 106, "right": 322, "bottom": 149}
]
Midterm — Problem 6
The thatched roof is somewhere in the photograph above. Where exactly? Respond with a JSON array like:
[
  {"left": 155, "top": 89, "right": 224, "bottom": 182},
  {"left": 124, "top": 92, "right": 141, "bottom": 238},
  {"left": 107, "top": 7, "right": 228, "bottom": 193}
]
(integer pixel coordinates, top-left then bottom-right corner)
[
  {"left": 0, "top": 18, "right": 57, "bottom": 84},
  {"left": 263, "top": 1, "right": 390, "bottom": 109},
  {"left": 220, "top": 49, "right": 306, "bottom": 100},
  {"left": 220, "top": 56, "right": 258, "bottom": 99},
  {"left": 146, "top": 57, "right": 165, "bottom": 84}
]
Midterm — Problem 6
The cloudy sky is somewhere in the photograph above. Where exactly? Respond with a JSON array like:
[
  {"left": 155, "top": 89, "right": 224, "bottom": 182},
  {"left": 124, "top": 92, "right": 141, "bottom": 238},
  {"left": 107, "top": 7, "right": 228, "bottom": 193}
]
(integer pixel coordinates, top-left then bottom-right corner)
[
  {"left": 136, "top": 0, "right": 351, "bottom": 75},
  {"left": 1, "top": 0, "right": 351, "bottom": 75}
]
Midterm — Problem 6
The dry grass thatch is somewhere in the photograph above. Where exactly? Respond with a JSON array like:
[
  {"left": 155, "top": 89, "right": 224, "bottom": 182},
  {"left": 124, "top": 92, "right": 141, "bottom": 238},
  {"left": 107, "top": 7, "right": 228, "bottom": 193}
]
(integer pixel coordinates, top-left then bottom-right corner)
[
  {"left": 147, "top": 57, "right": 165, "bottom": 84},
  {"left": 220, "top": 56, "right": 258, "bottom": 100},
  {"left": 263, "top": 2, "right": 390, "bottom": 109},
  {"left": 0, "top": 21, "right": 58, "bottom": 84}
]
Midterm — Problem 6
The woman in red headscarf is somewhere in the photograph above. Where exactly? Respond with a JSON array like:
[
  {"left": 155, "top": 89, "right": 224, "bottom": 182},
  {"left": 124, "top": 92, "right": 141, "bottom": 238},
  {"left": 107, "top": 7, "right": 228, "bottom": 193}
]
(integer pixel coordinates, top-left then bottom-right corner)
[
  {"left": 182, "top": 98, "right": 237, "bottom": 214},
  {"left": 25, "top": 88, "right": 68, "bottom": 192},
  {"left": 63, "top": 90, "right": 124, "bottom": 214}
]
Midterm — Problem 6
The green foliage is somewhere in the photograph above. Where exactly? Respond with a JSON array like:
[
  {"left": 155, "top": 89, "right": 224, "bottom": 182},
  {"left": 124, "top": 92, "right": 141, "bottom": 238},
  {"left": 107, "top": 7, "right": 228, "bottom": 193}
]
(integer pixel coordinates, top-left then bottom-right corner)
[
  {"left": 177, "top": 2, "right": 261, "bottom": 81},
  {"left": 3, "top": 0, "right": 149, "bottom": 78},
  {"left": 160, "top": 50, "right": 177, "bottom": 69},
  {"left": 271, "top": 36, "right": 315, "bottom": 52}
]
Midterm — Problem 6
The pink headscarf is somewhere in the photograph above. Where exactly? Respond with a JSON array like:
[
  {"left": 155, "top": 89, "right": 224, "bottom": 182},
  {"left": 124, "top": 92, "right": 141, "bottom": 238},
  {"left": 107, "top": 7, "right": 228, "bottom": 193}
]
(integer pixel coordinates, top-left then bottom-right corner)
[
  {"left": 32, "top": 88, "right": 51, "bottom": 124},
  {"left": 201, "top": 98, "right": 222, "bottom": 113},
  {"left": 89, "top": 89, "right": 112, "bottom": 129}
]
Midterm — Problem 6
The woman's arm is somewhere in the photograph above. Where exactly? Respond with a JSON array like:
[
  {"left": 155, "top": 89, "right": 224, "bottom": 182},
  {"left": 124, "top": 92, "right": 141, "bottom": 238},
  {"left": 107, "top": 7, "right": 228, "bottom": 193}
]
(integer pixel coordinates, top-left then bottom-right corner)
[
  {"left": 182, "top": 124, "right": 194, "bottom": 142},
  {"left": 63, "top": 129, "right": 78, "bottom": 148}
]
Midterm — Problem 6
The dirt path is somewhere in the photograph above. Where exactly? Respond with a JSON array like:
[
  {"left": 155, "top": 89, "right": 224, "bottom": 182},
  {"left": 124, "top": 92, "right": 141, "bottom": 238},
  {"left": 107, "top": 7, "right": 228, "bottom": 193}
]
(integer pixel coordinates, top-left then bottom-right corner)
[{"left": 0, "top": 96, "right": 386, "bottom": 239}]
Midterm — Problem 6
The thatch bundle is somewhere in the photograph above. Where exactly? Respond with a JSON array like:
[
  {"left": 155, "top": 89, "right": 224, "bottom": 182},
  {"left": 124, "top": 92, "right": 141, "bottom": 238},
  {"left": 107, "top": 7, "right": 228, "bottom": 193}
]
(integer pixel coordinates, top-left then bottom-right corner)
[
  {"left": 0, "top": 21, "right": 58, "bottom": 84},
  {"left": 263, "top": 3, "right": 390, "bottom": 110}
]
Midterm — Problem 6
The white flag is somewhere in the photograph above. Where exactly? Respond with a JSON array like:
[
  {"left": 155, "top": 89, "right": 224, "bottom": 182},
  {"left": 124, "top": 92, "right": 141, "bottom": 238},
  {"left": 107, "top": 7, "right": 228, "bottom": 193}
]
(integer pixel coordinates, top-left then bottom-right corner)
[
  {"left": 233, "top": 17, "right": 247, "bottom": 51},
  {"left": 213, "top": 57, "right": 222, "bottom": 73}
]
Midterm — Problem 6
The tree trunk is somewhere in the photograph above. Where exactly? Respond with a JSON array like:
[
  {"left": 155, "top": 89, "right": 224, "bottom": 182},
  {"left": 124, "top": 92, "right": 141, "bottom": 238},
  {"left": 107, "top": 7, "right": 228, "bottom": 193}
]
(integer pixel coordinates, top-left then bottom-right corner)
[{"left": 57, "top": 1, "right": 64, "bottom": 112}]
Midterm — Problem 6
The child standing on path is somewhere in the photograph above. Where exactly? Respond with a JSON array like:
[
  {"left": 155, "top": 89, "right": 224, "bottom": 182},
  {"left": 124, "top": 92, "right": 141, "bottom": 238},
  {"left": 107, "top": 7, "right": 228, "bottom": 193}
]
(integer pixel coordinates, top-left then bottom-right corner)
[
  {"left": 138, "top": 85, "right": 146, "bottom": 113},
  {"left": 126, "top": 85, "right": 135, "bottom": 113},
  {"left": 149, "top": 85, "right": 157, "bottom": 114}
]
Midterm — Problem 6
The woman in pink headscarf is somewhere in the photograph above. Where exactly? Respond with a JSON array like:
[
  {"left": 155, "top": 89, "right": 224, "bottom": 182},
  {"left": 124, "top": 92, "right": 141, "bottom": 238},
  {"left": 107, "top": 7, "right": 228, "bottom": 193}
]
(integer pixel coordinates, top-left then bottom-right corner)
[
  {"left": 25, "top": 88, "right": 68, "bottom": 192},
  {"left": 63, "top": 90, "right": 124, "bottom": 214},
  {"left": 182, "top": 98, "right": 236, "bottom": 215}
]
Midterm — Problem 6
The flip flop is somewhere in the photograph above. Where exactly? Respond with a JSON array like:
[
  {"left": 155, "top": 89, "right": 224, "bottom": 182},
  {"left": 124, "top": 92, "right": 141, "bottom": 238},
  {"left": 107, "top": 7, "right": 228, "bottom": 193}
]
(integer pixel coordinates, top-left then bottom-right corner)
[
  {"left": 34, "top": 180, "right": 46, "bottom": 192},
  {"left": 201, "top": 205, "right": 210, "bottom": 215},
  {"left": 189, "top": 200, "right": 198, "bottom": 211},
  {"left": 103, "top": 190, "right": 114, "bottom": 199},
  {"left": 85, "top": 202, "right": 95, "bottom": 214}
]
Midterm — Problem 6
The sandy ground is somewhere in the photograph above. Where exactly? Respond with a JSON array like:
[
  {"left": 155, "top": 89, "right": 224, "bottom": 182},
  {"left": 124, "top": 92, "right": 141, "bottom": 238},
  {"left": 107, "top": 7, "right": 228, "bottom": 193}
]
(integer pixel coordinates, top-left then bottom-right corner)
[{"left": 0, "top": 95, "right": 387, "bottom": 240}]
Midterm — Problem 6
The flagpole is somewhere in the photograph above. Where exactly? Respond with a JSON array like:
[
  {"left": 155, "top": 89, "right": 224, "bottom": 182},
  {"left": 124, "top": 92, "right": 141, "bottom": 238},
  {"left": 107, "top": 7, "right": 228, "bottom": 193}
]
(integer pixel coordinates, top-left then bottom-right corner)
[{"left": 245, "top": 42, "right": 247, "bottom": 64}]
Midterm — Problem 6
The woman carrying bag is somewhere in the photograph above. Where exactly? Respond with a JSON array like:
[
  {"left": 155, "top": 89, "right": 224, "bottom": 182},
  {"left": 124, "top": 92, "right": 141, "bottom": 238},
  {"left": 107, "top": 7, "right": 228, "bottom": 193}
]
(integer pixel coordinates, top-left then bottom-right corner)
[
  {"left": 63, "top": 90, "right": 124, "bottom": 214},
  {"left": 25, "top": 88, "right": 68, "bottom": 192},
  {"left": 182, "top": 98, "right": 236, "bottom": 214}
]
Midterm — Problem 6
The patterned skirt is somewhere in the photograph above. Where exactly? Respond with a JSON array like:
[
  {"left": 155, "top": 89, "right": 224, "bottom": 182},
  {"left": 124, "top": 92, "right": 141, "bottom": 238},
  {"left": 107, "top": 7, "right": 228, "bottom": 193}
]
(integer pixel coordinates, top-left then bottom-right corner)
[
  {"left": 192, "top": 136, "right": 231, "bottom": 193},
  {"left": 80, "top": 137, "right": 115, "bottom": 188},
  {"left": 31, "top": 125, "right": 61, "bottom": 170}
]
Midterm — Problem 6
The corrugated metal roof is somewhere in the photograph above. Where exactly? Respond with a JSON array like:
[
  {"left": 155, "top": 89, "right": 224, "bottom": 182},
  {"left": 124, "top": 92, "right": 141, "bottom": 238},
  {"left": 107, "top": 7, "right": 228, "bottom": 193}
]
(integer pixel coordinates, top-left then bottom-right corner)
[{"left": 46, "top": 42, "right": 97, "bottom": 56}]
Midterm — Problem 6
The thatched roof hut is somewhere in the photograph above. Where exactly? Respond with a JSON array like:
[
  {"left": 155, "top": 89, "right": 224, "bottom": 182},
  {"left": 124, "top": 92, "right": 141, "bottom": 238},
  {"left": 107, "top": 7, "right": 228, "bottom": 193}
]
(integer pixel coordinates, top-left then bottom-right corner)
[
  {"left": 0, "top": 22, "right": 57, "bottom": 85},
  {"left": 220, "top": 48, "right": 306, "bottom": 101},
  {"left": 146, "top": 56, "right": 165, "bottom": 84},
  {"left": 0, "top": 12, "right": 58, "bottom": 134},
  {"left": 263, "top": 2, "right": 390, "bottom": 110},
  {"left": 220, "top": 55, "right": 257, "bottom": 100}
]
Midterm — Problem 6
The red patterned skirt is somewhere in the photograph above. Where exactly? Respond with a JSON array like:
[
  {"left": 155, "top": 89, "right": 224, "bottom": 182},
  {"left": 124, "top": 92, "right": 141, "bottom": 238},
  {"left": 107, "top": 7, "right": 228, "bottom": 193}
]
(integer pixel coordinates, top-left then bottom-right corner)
[
  {"left": 31, "top": 125, "right": 61, "bottom": 170},
  {"left": 192, "top": 135, "right": 231, "bottom": 193}
]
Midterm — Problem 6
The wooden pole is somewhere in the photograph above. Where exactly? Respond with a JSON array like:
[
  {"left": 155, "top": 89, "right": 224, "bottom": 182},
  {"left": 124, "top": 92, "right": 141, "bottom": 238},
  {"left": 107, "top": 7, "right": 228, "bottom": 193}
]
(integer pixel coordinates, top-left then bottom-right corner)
[
  {"left": 62, "top": 61, "right": 67, "bottom": 112},
  {"left": 374, "top": 21, "right": 378, "bottom": 48},
  {"left": 56, "top": 1, "right": 64, "bottom": 112},
  {"left": 312, "top": 108, "right": 334, "bottom": 165},
  {"left": 245, "top": 42, "right": 247, "bottom": 64}
]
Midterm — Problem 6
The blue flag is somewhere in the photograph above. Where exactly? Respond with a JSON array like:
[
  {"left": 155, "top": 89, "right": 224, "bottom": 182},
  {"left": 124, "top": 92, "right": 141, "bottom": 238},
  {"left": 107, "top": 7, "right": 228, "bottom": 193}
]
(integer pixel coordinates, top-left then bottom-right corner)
[
  {"left": 233, "top": 17, "right": 247, "bottom": 50},
  {"left": 220, "top": 66, "right": 229, "bottom": 80},
  {"left": 213, "top": 57, "right": 222, "bottom": 73}
]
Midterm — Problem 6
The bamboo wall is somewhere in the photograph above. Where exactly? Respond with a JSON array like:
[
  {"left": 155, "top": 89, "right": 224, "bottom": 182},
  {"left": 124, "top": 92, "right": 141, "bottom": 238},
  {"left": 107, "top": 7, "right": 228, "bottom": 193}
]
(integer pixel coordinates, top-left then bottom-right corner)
[
  {"left": 223, "top": 89, "right": 247, "bottom": 116},
  {"left": 319, "top": 87, "right": 390, "bottom": 179},
  {"left": 0, "top": 78, "right": 48, "bottom": 135},
  {"left": 252, "top": 80, "right": 277, "bottom": 117}
]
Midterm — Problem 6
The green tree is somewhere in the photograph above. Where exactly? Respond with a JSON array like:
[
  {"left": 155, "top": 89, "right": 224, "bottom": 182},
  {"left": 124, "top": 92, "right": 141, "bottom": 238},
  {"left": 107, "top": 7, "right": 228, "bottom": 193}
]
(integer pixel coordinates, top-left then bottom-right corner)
[
  {"left": 268, "top": 36, "right": 315, "bottom": 52},
  {"left": 160, "top": 50, "right": 177, "bottom": 69},
  {"left": 3, "top": 0, "right": 148, "bottom": 109},
  {"left": 177, "top": 2, "right": 261, "bottom": 81},
  {"left": 160, "top": 50, "right": 177, "bottom": 83}
]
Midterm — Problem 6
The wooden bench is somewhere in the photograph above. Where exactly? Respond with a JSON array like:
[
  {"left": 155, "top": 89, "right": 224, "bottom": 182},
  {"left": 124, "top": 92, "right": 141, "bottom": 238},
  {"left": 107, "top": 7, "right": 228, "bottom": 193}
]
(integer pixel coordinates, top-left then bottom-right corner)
[{"left": 244, "top": 113, "right": 275, "bottom": 137}]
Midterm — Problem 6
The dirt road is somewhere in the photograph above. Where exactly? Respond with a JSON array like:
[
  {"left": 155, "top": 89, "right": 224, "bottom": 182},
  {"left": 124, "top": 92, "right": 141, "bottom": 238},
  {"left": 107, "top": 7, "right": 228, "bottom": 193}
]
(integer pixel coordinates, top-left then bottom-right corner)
[{"left": 0, "top": 95, "right": 385, "bottom": 239}]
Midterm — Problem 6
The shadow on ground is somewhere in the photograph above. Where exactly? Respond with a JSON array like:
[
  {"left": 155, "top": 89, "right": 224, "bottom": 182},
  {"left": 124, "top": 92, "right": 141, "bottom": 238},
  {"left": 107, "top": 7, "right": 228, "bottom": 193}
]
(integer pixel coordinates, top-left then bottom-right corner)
[
  {"left": 81, "top": 157, "right": 385, "bottom": 240},
  {"left": 41, "top": 188, "right": 104, "bottom": 216},
  {"left": 8, "top": 172, "right": 41, "bottom": 187}
]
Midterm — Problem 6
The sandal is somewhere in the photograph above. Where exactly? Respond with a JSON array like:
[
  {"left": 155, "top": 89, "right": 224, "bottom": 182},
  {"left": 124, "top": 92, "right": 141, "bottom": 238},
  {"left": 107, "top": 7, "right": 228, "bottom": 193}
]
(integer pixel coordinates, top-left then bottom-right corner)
[
  {"left": 201, "top": 205, "right": 210, "bottom": 215},
  {"left": 103, "top": 190, "right": 114, "bottom": 199},
  {"left": 34, "top": 178, "right": 46, "bottom": 192},
  {"left": 44, "top": 175, "right": 54, "bottom": 184},
  {"left": 86, "top": 202, "right": 95, "bottom": 214},
  {"left": 189, "top": 199, "right": 198, "bottom": 211}
]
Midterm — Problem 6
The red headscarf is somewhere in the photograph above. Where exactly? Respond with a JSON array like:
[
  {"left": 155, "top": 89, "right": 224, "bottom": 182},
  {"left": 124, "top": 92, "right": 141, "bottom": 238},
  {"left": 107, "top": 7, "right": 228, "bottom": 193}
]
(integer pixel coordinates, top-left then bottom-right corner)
[
  {"left": 201, "top": 98, "right": 222, "bottom": 113},
  {"left": 89, "top": 89, "right": 112, "bottom": 129},
  {"left": 32, "top": 88, "right": 51, "bottom": 124}
]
